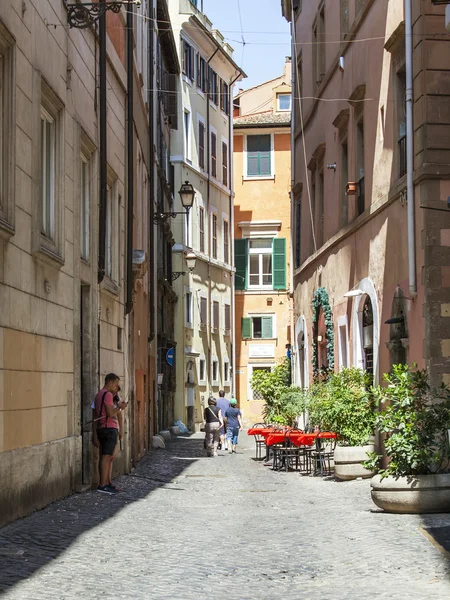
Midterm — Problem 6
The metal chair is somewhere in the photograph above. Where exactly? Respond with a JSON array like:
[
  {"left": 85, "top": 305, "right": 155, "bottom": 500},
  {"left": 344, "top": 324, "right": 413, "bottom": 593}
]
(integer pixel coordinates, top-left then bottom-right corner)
[
  {"left": 312, "top": 431, "right": 336, "bottom": 476},
  {"left": 273, "top": 429, "right": 304, "bottom": 472},
  {"left": 252, "top": 423, "right": 267, "bottom": 460}
]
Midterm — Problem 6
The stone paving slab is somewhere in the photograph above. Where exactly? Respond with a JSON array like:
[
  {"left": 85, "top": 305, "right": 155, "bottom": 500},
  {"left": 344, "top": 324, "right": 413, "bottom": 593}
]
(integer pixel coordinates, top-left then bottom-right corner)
[{"left": 0, "top": 433, "right": 449, "bottom": 599}]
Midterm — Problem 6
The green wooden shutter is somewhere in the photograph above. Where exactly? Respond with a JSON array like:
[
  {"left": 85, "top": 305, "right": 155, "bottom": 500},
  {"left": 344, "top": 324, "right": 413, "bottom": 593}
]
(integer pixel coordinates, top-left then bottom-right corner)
[
  {"left": 261, "top": 316, "right": 273, "bottom": 339},
  {"left": 234, "top": 238, "right": 248, "bottom": 290},
  {"left": 273, "top": 238, "right": 286, "bottom": 290},
  {"left": 241, "top": 317, "right": 252, "bottom": 339}
]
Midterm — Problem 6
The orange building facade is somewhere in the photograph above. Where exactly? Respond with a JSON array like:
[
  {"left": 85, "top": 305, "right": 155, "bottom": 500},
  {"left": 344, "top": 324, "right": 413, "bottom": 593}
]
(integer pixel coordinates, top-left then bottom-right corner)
[{"left": 233, "top": 62, "right": 293, "bottom": 424}]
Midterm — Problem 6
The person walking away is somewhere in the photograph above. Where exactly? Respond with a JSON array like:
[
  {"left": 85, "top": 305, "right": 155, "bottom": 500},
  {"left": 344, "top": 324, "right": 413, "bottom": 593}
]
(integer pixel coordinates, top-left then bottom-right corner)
[
  {"left": 224, "top": 398, "right": 243, "bottom": 454},
  {"left": 204, "top": 397, "right": 223, "bottom": 457},
  {"left": 93, "top": 373, "right": 127, "bottom": 494},
  {"left": 216, "top": 390, "right": 230, "bottom": 451}
]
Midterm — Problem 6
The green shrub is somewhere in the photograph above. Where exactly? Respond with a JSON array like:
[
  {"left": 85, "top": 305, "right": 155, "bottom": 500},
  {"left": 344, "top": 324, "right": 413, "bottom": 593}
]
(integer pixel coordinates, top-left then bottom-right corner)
[{"left": 363, "top": 364, "right": 450, "bottom": 478}]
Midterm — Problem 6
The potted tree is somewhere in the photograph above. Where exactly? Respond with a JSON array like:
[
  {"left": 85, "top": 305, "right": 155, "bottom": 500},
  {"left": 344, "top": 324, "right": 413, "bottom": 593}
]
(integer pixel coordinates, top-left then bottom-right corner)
[
  {"left": 365, "top": 364, "right": 450, "bottom": 513},
  {"left": 308, "top": 368, "right": 377, "bottom": 480}
]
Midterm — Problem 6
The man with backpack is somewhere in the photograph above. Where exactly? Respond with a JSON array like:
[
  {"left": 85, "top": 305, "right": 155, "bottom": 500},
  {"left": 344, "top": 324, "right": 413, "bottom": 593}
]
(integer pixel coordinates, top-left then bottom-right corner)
[{"left": 92, "top": 373, "right": 127, "bottom": 494}]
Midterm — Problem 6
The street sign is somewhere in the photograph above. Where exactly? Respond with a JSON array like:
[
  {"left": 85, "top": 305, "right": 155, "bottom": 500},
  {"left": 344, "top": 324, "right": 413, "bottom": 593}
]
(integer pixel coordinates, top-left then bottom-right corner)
[{"left": 166, "top": 347, "right": 174, "bottom": 366}]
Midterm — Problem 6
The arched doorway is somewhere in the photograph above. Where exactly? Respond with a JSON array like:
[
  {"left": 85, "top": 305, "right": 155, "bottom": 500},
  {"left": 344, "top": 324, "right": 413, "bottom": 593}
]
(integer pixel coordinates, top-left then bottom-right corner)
[{"left": 352, "top": 278, "right": 380, "bottom": 384}]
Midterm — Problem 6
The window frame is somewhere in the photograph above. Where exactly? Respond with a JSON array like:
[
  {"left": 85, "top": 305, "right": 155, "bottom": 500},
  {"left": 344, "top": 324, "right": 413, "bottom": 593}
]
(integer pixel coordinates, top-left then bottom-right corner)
[
  {"left": 80, "top": 152, "right": 91, "bottom": 262},
  {"left": 248, "top": 238, "right": 273, "bottom": 289},
  {"left": 224, "top": 359, "right": 230, "bottom": 385},
  {"left": 248, "top": 364, "right": 275, "bottom": 401},
  {"left": 212, "top": 357, "right": 219, "bottom": 385},
  {"left": 199, "top": 294, "right": 208, "bottom": 329},
  {"left": 210, "top": 129, "right": 217, "bottom": 178},
  {"left": 223, "top": 218, "right": 229, "bottom": 264},
  {"left": 212, "top": 299, "right": 220, "bottom": 331},
  {"left": 40, "top": 106, "right": 56, "bottom": 241},
  {"left": 185, "top": 287, "right": 193, "bottom": 328},
  {"left": 277, "top": 93, "right": 291, "bottom": 112},
  {"left": 244, "top": 133, "right": 274, "bottom": 180},
  {"left": 199, "top": 356, "right": 206, "bottom": 384},
  {"left": 198, "top": 117, "right": 205, "bottom": 170},
  {"left": 104, "top": 171, "right": 120, "bottom": 288},
  {"left": 224, "top": 303, "right": 231, "bottom": 335},
  {"left": 211, "top": 209, "right": 218, "bottom": 259},
  {"left": 0, "top": 24, "right": 15, "bottom": 237},
  {"left": 222, "top": 140, "right": 228, "bottom": 186},
  {"left": 184, "top": 109, "right": 191, "bottom": 161},
  {"left": 198, "top": 205, "right": 205, "bottom": 253}
]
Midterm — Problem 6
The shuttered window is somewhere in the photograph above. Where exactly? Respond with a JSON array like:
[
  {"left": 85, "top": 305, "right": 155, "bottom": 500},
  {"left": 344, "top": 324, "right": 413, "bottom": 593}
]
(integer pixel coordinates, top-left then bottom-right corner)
[
  {"left": 199, "top": 206, "right": 205, "bottom": 252},
  {"left": 224, "top": 304, "right": 231, "bottom": 331},
  {"left": 241, "top": 316, "right": 273, "bottom": 339},
  {"left": 200, "top": 297, "right": 207, "bottom": 327},
  {"left": 211, "top": 132, "right": 217, "bottom": 178},
  {"left": 222, "top": 142, "right": 228, "bottom": 186},
  {"left": 198, "top": 122, "right": 205, "bottom": 170},
  {"left": 247, "top": 135, "right": 271, "bottom": 177},
  {"left": 234, "top": 238, "right": 248, "bottom": 290},
  {"left": 212, "top": 300, "right": 219, "bottom": 330},
  {"left": 273, "top": 238, "right": 287, "bottom": 290}
]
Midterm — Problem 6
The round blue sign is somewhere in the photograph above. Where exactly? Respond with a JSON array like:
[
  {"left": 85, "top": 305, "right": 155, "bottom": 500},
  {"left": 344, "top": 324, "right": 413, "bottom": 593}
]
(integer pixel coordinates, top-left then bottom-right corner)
[{"left": 166, "top": 347, "right": 174, "bottom": 366}]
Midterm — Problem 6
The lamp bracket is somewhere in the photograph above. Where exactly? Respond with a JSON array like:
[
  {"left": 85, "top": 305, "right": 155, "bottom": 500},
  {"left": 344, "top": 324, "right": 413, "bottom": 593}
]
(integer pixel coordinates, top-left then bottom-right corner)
[
  {"left": 153, "top": 211, "right": 187, "bottom": 224},
  {"left": 64, "top": 1, "right": 140, "bottom": 29}
]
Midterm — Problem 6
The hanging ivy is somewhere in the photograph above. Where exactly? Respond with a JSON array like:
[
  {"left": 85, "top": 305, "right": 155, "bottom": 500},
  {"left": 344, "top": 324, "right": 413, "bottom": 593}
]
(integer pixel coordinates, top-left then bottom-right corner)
[{"left": 311, "top": 287, "right": 334, "bottom": 379}]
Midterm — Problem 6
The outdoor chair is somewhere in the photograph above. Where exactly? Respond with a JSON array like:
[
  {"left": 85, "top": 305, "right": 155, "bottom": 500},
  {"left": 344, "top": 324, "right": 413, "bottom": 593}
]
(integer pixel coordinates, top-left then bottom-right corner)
[
  {"left": 311, "top": 432, "right": 336, "bottom": 476},
  {"left": 273, "top": 429, "right": 304, "bottom": 472},
  {"left": 252, "top": 423, "right": 267, "bottom": 460}
]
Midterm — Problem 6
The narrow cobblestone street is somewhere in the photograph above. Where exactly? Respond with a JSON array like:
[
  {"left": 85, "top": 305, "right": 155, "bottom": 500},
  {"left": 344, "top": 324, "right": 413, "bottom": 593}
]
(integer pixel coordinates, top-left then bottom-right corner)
[{"left": 1, "top": 433, "right": 450, "bottom": 600}]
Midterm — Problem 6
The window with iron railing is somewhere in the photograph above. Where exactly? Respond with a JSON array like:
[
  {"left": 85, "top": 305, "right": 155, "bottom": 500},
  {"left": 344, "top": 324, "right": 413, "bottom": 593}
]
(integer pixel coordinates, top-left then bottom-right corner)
[{"left": 398, "top": 134, "right": 407, "bottom": 178}]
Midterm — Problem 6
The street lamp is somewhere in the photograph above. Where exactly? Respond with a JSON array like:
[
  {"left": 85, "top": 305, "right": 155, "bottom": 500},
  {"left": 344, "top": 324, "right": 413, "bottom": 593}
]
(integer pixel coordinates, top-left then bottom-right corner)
[
  {"left": 153, "top": 181, "right": 196, "bottom": 224},
  {"left": 185, "top": 251, "right": 197, "bottom": 272}
]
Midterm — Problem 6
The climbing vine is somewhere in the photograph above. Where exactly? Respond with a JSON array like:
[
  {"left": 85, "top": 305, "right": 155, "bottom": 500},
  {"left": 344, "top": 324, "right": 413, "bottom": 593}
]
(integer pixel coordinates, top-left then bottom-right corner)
[{"left": 311, "top": 287, "right": 335, "bottom": 379}]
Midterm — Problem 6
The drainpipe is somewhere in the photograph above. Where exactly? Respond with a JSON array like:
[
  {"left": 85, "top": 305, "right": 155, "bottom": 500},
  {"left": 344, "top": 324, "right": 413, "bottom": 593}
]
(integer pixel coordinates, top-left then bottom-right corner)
[
  {"left": 148, "top": 0, "right": 156, "bottom": 342},
  {"left": 98, "top": 0, "right": 107, "bottom": 284},
  {"left": 289, "top": 29, "right": 296, "bottom": 385},
  {"left": 228, "top": 72, "right": 241, "bottom": 397},
  {"left": 125, "top": 5, "right": 134, "bottom": 315},
  {"left": 205, "top": 48, "right": 219, "bottom": 398},
  {"left": 405, "top": 0, "right": 417, "bottom": 297}
]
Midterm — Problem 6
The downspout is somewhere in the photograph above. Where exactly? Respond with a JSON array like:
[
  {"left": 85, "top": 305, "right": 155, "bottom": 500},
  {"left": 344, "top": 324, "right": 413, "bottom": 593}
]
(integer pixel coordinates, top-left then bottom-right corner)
[
  {"left": 125, "top": 5, "right": 134, "bottom": 315},
  {"left": 228, "top": 72, "right": 241, "bottom": 398},
  {"left": 98, "top": 0, "right": 107, "bottom": 284},
  {"left": 206, "top": 47, "right": 219, "bottom": 397},
  {"left": 148, "top": 0, "right": 156, "bottom": 342},
  {"left": 289, "top": 23, "right": 296, "bottom": 385},
  {"left": 405, "top": 0, "right": 417, "bottom": 297}
]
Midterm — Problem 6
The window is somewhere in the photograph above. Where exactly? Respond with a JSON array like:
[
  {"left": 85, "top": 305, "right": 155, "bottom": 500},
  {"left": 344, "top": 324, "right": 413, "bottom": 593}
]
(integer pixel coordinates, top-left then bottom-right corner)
[
  {"left": 251, "top": 366, "right": 272, "bottom": 399},
  {"left": 223, "top": 219, "right": 229, "bottom": 263},
  {"left": 197, "top": 55, "right": 207, "bottom": 92},
  {"left": 313, "top": 7, "right": 325, "bottom": 88},
  {"left": 0, "top": 26, "right": 15, "bottom": 234},
  {"left": 184, "top": 110, "right": 191, "bottom": 160},
  {"left": 317, "top": 163, "right": 324, "bottom": 247},
  {"left": 117, "top": 327, "right": 123, "bottom": 351},
  {"left": 80, "top": 154, "right": 90, "bottom": 261},
  {"left": 209, "top": 68, "right": 218, "bottom": 105},
  {"left": 199, "top": 358, "right": 206, "bottom": 383},
  {"left": 222, "top": 142, "right": 228, "bottom": 186},
  {"left": 277, "top": 94, "right": 291, "bottom": 111},
  {"left": 340, "top": 139, "right": 348, "bottom": 227},
  {"left": 295, "top": 197, "right": 301, "bottom": 268},
  {"left": 200, "top": 296, "right": 207, "bottom": 327},
  {"left": 198, "top": 121, "right": 205, "bottom": 169},
  {"left": 356, "top": 118, "right": 365, "bottom": 216},
  {"left": 246, "top": 135, "right": 271, "bottom": 177},
  {"left": 249, "top": 238, "right": 272, "bottom": 288},
  {"left": 211, "top": 131, "right": 217, "bottom": 177},
  {"left": 340, "top": 0, "right": 349, "bottom": 40},
  {"left": 397, "top": 68, "right": 406, "bottom": 178},
  {"left": 105, "top": 185, "right": 113, "bottom": 278},
  {"left": 224, "top": 303, "right": 231, "bottom": 333},
  {"left": 185, "top": 205, "right": 192, "bottom": 247},
  {"left": 242, "top": 316, "right": 274, "bottom": 339},
  {"left": 220, "top": 80, "right": 229, "bottom": 114},
  {"left": 40, "top": 107, "right": 56, "bottom": 240},
  {"left": 212, "top": 359, "right": 219, "bottom": 384},
  {"left": 235, "top": 237, "right": 286, "bottom": 291},
  {"left": 224, "top": 361, "right": 230, "bottom": 383},
  {"left": 182, "top": 39, "right": 194, "bottom": 80},
  {"left": 211, "top": 212, "right": 218, "bottom": 259},
  {"left": 199, "top": 206, "right": 205, "bottom": 252},
  {"left": 212, "top": 300, "right": 219, "bottom": 330},
  {"left": 185, "top": 291, "right": 193, "bottom": 327}
]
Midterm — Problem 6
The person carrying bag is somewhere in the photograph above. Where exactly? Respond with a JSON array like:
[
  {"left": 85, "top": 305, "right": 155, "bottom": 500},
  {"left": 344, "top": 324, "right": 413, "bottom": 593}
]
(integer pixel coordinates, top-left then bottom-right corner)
[{"left": 203, "top": 397, "right": 223, "bottom": 457}]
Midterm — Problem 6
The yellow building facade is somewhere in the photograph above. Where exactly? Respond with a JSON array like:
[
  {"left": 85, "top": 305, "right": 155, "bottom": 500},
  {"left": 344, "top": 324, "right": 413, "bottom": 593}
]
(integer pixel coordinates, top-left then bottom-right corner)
[{"left": 233, "top": 61, "right": 293, "bottom": 425}]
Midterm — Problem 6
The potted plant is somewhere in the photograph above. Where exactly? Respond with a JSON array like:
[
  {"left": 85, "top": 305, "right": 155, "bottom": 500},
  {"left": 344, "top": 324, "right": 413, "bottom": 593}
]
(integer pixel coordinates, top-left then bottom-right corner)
[
  {"left": 365, "top": 364, "right": 450, "bottom": 513},
  {"left": 308, "top": 368, "right": 377, "bottom": 480}
]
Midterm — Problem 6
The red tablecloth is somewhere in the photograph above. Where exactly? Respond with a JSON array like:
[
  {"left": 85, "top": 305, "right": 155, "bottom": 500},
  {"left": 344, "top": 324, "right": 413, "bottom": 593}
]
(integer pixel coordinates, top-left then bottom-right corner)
[
  {"left": 247, "top": 427, "right": 280, "bottom": 437},
  {"left": 265, "top": 431, "right": 337, "bottom": 447}
]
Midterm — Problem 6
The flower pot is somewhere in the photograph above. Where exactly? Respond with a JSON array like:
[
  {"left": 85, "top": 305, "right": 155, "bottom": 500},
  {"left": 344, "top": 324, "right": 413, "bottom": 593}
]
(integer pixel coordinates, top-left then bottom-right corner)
[
  {"left": 346, "top": 181, "right": 357, "bottom": 195},
  {"left": 334, "top": 444, "right": 375, "bottom": 481},
  {"left": 371, "top": 473, "right": 450, "bottom": 514}
]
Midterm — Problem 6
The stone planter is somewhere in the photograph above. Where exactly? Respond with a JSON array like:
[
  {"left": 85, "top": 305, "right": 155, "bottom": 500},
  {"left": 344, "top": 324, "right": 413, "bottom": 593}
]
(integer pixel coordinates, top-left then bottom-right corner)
[
  {"left": 334, "top": 445, "right": 375, "bottom": 481},
  {"left": 371, "top": 473, "right": 450, "bottom": 514}
]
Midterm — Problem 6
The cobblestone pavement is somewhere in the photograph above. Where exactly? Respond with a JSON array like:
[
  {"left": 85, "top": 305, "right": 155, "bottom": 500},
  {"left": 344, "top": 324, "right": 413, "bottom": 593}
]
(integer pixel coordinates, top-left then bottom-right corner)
[{"left": 1, "top": 433, "right": 450, "bottom": 600}]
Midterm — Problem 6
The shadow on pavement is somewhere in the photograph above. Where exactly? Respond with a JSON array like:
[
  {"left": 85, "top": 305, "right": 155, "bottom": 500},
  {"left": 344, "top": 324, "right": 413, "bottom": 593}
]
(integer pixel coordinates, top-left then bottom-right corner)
[{"left": 0, "top": 436, "right": 204, "bottom": 593}]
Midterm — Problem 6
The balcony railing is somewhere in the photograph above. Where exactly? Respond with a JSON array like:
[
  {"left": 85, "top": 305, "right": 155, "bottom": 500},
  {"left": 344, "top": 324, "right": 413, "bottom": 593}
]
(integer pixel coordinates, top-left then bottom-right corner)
[
  {"left": 357, "top": 177, "right": 365, "bottom": 216},
  {"left": 398, "top": 135, "right": 407, "bottom": 178}
]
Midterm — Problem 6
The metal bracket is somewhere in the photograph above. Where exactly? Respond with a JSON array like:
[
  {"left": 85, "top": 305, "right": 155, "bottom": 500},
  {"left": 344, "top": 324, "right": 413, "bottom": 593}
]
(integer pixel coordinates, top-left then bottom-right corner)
[
  {"left": 64, "top": 1, "right": 140, "bottom": 29},
  {"left": 153, "top": 211, "right": 187, "bottom": 224}
]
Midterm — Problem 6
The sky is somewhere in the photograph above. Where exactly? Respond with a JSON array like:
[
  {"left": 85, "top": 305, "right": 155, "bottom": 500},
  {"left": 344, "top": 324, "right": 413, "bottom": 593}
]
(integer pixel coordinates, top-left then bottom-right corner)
[{"left": 202, "top": 0, "right": 291, "bottom": 92}]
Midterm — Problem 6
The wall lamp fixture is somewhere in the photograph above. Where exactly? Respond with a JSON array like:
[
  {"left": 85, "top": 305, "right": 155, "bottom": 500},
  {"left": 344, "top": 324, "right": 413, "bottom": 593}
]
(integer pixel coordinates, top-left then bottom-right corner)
[
  {"left": 64, "top": 1, "right": 141, "bottom": 29},
  {"left": 153, "top": 181, "right": 196, "bottom": 224}
]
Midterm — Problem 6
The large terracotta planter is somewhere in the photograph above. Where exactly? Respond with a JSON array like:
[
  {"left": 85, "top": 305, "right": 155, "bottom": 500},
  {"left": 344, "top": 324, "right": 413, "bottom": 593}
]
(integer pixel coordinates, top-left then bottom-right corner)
[
  {"left": 371, "top": 473, "right": 450, "bottom": 514},
  {"left": 334, "top": 445, "right": 375, "bottom": 481}
]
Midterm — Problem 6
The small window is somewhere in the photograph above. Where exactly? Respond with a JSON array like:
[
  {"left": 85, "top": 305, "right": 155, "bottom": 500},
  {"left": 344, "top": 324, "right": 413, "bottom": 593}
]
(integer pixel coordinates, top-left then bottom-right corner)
[
  {"left": 211, "top": 132, "right": 217, "bottom": 178},
  {"left": 249, "top": 238, "right": 273, "bottom": 288},
  {"left": 0, "top": 26, "right": 15, "bottom": 234},
  {"left": 198, "top": 121, "right": 205, "bottom": 169},
  {"left": 251, "top": 366, "right": 272, "bottom": 400},
  {"left": 212, "top": 359, "right": 219, "bottom": 384},
  {"left": 182, "top": 40, "right": 194, "bottom": 80},
  {"left": 199, "top": 358, "right": 206, "bottom": 382},
  {"left": 242, "top": 315, "right": 273, "bottom": 339},
  {"left": 224, "top": 304, "right": 231, "bottom": 332},
  {"left": 184, "top": 111, "right": 191, "bottom": 160},
  {"left": 223, "top": 219, "right": 229, "bottom": 263},
  {"left": 199, "top": 206, "right": 205, "bottom": 252},
  {"left": 212, "top": 300, "right": 219, "bottom": 330},
  {"left": 222, "top": 142, "right": 228, "bottom": 186},
  {"left": 117, "top": 327, "right": 123, "bottom": 350},
  {"left": 40, "top": 107, "right": 56, "bottom": 240},
  {"left": 185, "top": 291, "right": 193, "bottom": 327},
  {"left": 246, "top": 135, "right": 271, "bottom": 177},
  {"left": 200, "top": 296, "right": 207, "bottom": 327},
  {"left": 212, "top": 213, "right": 218, "bottom": 259},
  {"left": 80, "top": 153, "right": 90, "bottom": 261},
  {"left": 224, "top": 361, "right": 230, "bottom": 383},
  {"left": 277, "top": 94, "right": 291, "bottom": 111}
]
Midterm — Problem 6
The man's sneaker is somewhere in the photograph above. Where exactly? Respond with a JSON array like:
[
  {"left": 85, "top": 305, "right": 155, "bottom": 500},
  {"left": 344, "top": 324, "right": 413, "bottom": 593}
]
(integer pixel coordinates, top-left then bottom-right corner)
[
  {"left": 108, "top": 483, "right": 120, "bottom": 492},
  {"left": 97, "top": 485, "right": 116, "bottom": 495}
]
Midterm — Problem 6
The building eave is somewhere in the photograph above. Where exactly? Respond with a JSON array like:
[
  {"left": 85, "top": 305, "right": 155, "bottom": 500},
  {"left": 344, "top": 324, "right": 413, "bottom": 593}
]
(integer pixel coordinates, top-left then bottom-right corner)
[{"left": 157, "top": 0, "right": 180, "bottom": 74}]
